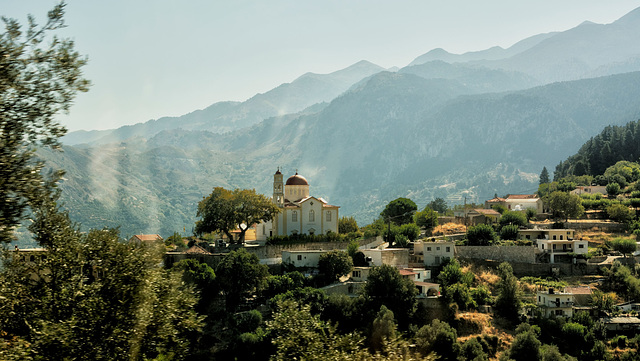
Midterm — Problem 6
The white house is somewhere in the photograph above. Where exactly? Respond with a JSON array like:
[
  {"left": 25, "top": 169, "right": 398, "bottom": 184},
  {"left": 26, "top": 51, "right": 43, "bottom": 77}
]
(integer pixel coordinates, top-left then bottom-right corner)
[
  {"left": 281, "top": 250, "right": 327, "bottom": 268},
  {"left": 537, "top": 288, "right": 575, "bottom": 318},
  {"left": 415, "top": 241, "right": 455, "bottom": 267}
]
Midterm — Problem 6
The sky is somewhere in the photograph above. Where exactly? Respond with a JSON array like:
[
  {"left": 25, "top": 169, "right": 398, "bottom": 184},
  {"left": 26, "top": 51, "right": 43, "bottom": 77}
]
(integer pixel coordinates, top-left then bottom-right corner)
[{"left": 3, "top": 1, "right": 640, "bottom": 131}]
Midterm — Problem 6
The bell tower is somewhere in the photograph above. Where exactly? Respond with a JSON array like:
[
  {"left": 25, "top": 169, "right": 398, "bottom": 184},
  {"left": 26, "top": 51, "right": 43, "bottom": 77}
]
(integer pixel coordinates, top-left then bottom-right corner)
[{"left": 273, "top": 168, "right": 284, "bottom": 207}]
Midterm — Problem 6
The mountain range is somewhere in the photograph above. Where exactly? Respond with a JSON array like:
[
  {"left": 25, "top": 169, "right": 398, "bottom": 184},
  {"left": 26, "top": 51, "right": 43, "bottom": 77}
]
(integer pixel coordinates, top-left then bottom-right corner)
[{"left": 41, "top": 7, "right": 640, "bottom": 240}]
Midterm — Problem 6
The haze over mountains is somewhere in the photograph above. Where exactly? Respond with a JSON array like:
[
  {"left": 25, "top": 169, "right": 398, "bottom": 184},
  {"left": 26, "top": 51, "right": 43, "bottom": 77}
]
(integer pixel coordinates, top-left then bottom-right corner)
[{"left": 49, "top": 7, "right": 640, "bottom": 238}]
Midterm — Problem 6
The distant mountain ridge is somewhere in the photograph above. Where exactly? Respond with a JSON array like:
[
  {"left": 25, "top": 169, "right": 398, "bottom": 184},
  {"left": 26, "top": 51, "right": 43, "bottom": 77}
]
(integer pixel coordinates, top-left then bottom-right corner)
[{"left": 62, "top": 60, "right": 385, "bottom": 146}]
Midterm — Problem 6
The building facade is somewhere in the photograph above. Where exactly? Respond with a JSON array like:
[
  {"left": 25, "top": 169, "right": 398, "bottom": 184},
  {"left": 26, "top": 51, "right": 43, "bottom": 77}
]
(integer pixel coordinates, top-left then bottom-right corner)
[{"left": 257, "top": 169, "right": 339, "bottom": 240}]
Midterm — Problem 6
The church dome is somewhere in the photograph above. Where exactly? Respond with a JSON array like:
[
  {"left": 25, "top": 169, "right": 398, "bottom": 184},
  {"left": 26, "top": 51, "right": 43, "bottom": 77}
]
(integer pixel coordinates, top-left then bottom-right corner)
[{"left": 286, "top": 172, "right": 308, "bottom": 186}]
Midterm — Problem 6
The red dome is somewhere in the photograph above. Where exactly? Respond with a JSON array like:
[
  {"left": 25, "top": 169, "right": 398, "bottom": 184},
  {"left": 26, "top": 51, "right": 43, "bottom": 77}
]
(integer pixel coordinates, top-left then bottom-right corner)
[{"left": 286, "top": 173, "right": 308, "bottom": 186}]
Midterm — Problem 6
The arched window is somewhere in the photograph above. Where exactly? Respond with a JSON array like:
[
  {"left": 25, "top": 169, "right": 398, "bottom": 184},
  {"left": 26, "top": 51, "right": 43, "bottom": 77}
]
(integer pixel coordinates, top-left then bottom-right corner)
[
  {"left": 292, "top": 211, "right": 297, "bottom": 222},
  {"left": 309, "top": 210, "right": 315, "bottom": 222}
]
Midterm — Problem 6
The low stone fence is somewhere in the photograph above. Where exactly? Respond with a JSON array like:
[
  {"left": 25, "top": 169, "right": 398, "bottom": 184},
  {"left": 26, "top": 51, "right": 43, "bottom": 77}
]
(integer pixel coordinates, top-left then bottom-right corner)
[
  {"left": 531, "top": 221, "right": 627, "bottom": 232},
  {"left": 456, "top": 245, "right": 536, "bottom": 264},
  {"left": 246, "top": 236, "right": 382, "bottom": 260},
  {"left": 463, "top": 259, "right": 605, "bottom": 277}
]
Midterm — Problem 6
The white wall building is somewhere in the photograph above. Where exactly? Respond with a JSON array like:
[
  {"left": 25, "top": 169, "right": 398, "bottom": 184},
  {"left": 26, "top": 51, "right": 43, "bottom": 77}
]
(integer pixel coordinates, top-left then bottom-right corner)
[
  {"left": 257, "top": 169, "right": 339, "bottom": 240},
  {"left": 415, "top": 241, "right": 455, "bottom": 267},
  {"left": 537, "top": 288, "right": 575, "bottom": 318}
]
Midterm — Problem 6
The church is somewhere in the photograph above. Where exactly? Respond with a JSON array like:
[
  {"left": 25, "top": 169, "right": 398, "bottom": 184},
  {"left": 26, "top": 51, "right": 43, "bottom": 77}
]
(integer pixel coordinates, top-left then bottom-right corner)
[{"left": 256, "top": 169, "right": 339, "bottom": 240}]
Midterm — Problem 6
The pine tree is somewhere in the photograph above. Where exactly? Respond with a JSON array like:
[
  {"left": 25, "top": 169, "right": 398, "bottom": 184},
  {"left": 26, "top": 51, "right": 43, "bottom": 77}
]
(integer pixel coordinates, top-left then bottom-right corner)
[{"left": 539, "top": 167, "right": 550, "bottom": 185}]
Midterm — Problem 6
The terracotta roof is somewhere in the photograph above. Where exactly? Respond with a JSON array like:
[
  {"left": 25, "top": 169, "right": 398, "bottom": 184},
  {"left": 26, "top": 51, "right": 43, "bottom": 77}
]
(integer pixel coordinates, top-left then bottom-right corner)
[
  {"left": 399, "top": 269, "right": 417, "bottom": 276},
  {"left": 131, "top": 234, "right": 162, "bottom": 242},
  {"left": 472, "top": 208, "right": 501, "bottom": 216},
  {"left": 564, "top": 286, "right": 592, "bottom": 295},
  {"left": 506, "top": 194, "right": 538, "bottom": 200},
  {"left": 486, "top": 197, "right": 506, "bottom": 203},
  {"left": 185, "top": 245, "right": 211, "bottom": 255},
  {"left": 286, "top": 172, "right": 308, "bottom": 186}
]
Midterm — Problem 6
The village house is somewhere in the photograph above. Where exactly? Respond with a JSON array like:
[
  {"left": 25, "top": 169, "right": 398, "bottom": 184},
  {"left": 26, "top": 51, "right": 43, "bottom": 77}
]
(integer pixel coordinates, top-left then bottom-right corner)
[
  {"left": 128, "top": 234, "right": 163, "bottom": 245},
  {"left": 281, "top": 249, "right": 328, "bottom": 268},
  {"left": 414, "top": 240, "right": 455, "bottom": 267},
  {"left": 537, "top": 288, "right": 575, "bottom": 318},
  {"left": 571, "top": 185, "right": 607, "bottom": 196},
  {"left": 361, "top": 248, "right": 409, "bottom": 268},
  {"left": 485, "top": 194, "right": 543, "bottom": 214},
  {"left": 164, "top": 245, "right": 219, "bottom": 268},
  {"left": 519, "top": 228, "right": 587, "bottom": 263}
]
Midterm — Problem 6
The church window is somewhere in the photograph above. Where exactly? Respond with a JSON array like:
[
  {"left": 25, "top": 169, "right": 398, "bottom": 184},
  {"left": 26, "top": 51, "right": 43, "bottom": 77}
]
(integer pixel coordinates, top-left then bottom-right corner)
[
  {"left": 292, "top": 211, "right": 297, "bottom": 222},
  {"left": 326, "top": 211, "right": 332, "bottom": 222},
  {"left": 309, "top": 210, "right": 315, "bottom": 222}
]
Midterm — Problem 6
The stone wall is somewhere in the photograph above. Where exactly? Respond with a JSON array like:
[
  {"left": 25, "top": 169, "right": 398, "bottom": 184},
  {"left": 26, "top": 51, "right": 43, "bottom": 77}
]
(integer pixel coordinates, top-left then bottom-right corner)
[
  {"left": 456, "top": 246, "right": 536, "bottom": 264},
  {"left": 463, "top": 258, "right": 606, "bottom": 277},
  {"left": 246, "top": 236, "right": 382, "bottom": 260},
  {"left": 532, "top": 221, "right": 627, "bottom": 232}
]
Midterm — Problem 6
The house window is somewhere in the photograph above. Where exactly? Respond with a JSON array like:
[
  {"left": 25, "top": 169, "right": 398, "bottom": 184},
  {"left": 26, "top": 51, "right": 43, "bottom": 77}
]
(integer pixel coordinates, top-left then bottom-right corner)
[
  {"left": 292, "top": 211, "right": 297, "bottom": 222},
  {"left": 309, "top": 210, "right": 315, "bottom": 222},
  {"left": 555, "top": 310, "right": 563, "bottom": 316},
  {"left": 526, "top": 235, "right": 531, "bottom": 240},
  {"left": 578, "top": 244, "right": 584, "bottom": 249},
  {"left": 436, "top": 247, "right": 440, "bottom": 251},
  {"left": 353, "top": 270, "right": 361, "bottom": 278},
  {"left": 326, "top": 211, "right": 332, "bottom": 222},
  {"left": 446, "top": 247, "right": 451, "bottom": 253},
  {"left": 297, "top": 255, "right": 302, "bottom": 261},
  {"left": 553, "top": 235, "right": 557, "bottom": 240},
  {"left": 427, "top": 247, "right": 432, "bottom": 251},
  {"left": 553, "top": 244, "right": 556, "bottom": 250},
  {"left": 560, "top": 235, "right": 563, "bottom": 240}
]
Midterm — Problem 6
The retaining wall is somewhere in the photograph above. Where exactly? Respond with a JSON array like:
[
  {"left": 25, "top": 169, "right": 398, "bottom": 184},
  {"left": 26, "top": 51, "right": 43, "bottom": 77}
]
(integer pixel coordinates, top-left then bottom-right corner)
[
  {"left": 461, "top": 258, "right": 607, "bottom": 277},
  {"left": 246, "top": 236, "right": 382, "bottom": 260},
  {"left": 456, "top": 245, "right": 536, "bottom": 263}
]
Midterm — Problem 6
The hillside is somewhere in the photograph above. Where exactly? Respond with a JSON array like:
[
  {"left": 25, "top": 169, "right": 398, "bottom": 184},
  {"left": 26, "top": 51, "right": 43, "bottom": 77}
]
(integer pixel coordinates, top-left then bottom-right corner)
[{"left": 39, "top": 70, "right": 640, "bottom": 237}]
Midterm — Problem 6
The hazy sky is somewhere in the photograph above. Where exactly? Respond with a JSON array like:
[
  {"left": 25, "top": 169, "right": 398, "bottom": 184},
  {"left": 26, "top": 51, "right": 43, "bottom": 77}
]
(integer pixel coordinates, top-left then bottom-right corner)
[{"left": 4, "top": 1, "right": 639, "bottom": 131}]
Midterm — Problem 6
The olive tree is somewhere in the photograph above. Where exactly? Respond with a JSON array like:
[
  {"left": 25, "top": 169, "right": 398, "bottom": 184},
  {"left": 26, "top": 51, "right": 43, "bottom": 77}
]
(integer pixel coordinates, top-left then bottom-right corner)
[{"left": 0, "top": 3, "right": 90, "bottom": 243}]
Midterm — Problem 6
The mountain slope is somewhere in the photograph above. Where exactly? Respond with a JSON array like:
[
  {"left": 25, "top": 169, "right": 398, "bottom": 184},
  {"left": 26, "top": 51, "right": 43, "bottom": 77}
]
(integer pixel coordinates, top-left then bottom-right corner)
[{"left": 44, "top": 70, "right": 640, "bottom": 235}]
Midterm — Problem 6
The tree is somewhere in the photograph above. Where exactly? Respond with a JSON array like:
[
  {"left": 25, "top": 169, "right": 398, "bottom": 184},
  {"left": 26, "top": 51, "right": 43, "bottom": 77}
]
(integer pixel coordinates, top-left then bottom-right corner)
[
  {"left": 195, "top": 187, "right": 279, "bottom": 243},
  {"left": 173, "top": 259, "right": 217, "bottom": 311},
  {"left": 216, "top": 248, "right": 269, "bottom": 311},
  {"left": 0, "top": 3, "right": 89, "bottom": 243},
  {"left": 606, "top": 182, "right": 620, "bottom": 197},
  {"left": 0, "top": 193, "right": 202, "bottom": 360},
  {"left": 427, "top": 198, "right": 448, "bottom": 214},
  {"left": 369, "top": 305, "right": 397, "bottom": 352},
  {"left": 414, "top": 207, "right": 438, "bottom": 230},
  {"left": 500, "top": 224, "right": 520, "bottom": 240},
  {"left": 499, "top": 211, "right": 527, "bottom": 228},
  {"left": 548, "top": 191, "right": 584, "bottom": 221},
  {"left": 466, "top": 224, "right": 497, "bottom": 246},
  {"left": 380, "top": 198, "right": 417, "bottom": 226},
  {"left": 267, "top": 299, "right": 362, "bottom": 361},
  {"left": 494, "top": 263, "right": 521, "bottom": 320},
  {"left": 414, "top": 319, "right": 460, "bottom": 361},
  {"left": 609, "top": 237, "right": 637, "bottom": 258},
  {"left": 508, "top": 326, "right": 541, "bottom": 361},
  {"left": 318, "top": 250, "right": 353, "bottom": 283},
  {"left": 606, "top": 203, "right": 633, "bottom": 223},
  {"left": 363, "top": 264, "right": 417, "bottom": 328},
  {"left": 398, "top": 223, "right": 420, "bottom": 241},
  {"left": 540, "top": 167, "right": 550, "bottom": 185},
  {"left": 338, "top": 216, "right": 359, "bottom": 234}
]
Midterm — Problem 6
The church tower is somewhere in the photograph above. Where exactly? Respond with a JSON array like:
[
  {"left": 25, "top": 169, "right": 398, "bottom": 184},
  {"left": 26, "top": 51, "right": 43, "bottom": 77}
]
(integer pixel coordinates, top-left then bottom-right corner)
[{"left": 273, "top": 168, "right": 284, "bottom": 207}]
